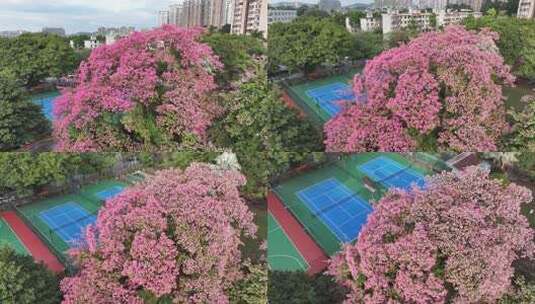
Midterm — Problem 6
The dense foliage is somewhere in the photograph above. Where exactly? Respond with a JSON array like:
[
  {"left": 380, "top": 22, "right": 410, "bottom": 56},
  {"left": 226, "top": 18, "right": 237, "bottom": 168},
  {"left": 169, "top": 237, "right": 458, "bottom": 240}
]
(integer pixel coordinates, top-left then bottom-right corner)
[
  {"left": 325, "top": 26, "right": 515, "bottom": 152},
  {"left": 328, "top": 167, "right": 534, "bottom": 303},
  {"left": 505, "top": 97, "right": 535, "bottom": 150},
  {"left": 61, "top": 163, "right": 257, "bottom": 303},
  {"left": 268, "top": 271, "right": 347, "bottom": 304},
  {"left": 0, "top": 247, "right": 61, "bottom": 304},
  {"left": 0, "top": 33, "right": 77, "bottom": 87},
  {"left": 202, "top": 33, "right": 264, "bottom": 87},
  {"left": 0, "top": 153, "right": 118, "bottom": 194},
  {"left": 210, "top": 72, "right": 322, "bottom": 199},
  {"left": 464, "top": 16, "right": 535, "bottom": 80},
  {"left": 228, "top": 262, "right": 268, "bottom": 304},
  {"left": 54, "top": 25, "right": 223, "bottom": 151},
  {"left": 0, "top": 70, "right": 50, "bottom": 151},
  {"left": 268, "top": 17, "right": 355, "bottom": 74}
]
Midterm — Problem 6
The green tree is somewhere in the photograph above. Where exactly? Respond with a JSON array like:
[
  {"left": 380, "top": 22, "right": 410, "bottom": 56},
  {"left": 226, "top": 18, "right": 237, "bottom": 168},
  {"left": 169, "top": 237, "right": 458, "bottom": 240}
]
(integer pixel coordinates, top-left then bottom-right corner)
[
  {"left": 268, "top": 271, "right": 346, "bottom": 304},
  {"left": 68, "top": 34, "right": 90, "bottom": 49},
  {"left": 209, "top": 71, "right": 322, "bottom": 199},
  {"left": 516, "top": 152, "right": 535, "bottom": 181},
  {"left": 464, "top": 16, "right": 535, "bottom": 80},
  {"left": 0, "top": 153, "right": 119, "bottom": 193},
  {"left": 505, "top": 97, "right": 535, "bottom": 150},
  {"left": 268, "top": 17, "right": 355, "bottom": 74},
  {"left": 0, "top": 247, "right": 61, "bottom": 304},
  {"left": 0, "top": 33, "right": 77, "bottom": 87},
  {"left": 202, "top": 33, "right": 265, "bottom": 86},
  {"left": 353, "top": 31, "right": 384, "bottom": 59},
  {"left": 499, "top": 276, "right": 535, "bottom": 304},
  {"left": 229, "top": 262, "right": 268, "bottom": 304},
  {"left": 0, "top": 70, "right": 50, "bottom": 151}
]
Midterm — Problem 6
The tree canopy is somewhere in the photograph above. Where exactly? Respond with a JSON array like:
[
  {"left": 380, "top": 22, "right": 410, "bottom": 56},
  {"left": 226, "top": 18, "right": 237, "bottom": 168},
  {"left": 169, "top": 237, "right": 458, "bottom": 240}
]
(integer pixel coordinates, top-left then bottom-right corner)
[
  {"left": 328, "top": 167, "right": 534, "bottom": 303},
  {"left": 0, "top": 69, "right": 50, "bottom": 151},
  {"left": 325, "top": 26, "right": 515, "bottom": 152},
  {"left": 0, "top": 33, "right": 77, "bottom": 87},
  {"left": 0, "top": 247, "right": 61, "bottom": 304},
  {"left": 60, "top": 163, "right": 257, "bottom": 303},
  {"left": 268, "top": 17, "right": 356, "bottom": 74},
  {"left": 209, "top": 71, "right": 322, "bottom": 199},
  {"left": 202, "top": 33, "right": 265, "bottom": 87},
  {"left": 464, "top": 15, "right": 535, "bottom": 80},
  {"left": 0, "top": 153, "right": 118, "bottom": 194},
  {"left": 54, "top": 25, "right": 223, "bottom": 151}
]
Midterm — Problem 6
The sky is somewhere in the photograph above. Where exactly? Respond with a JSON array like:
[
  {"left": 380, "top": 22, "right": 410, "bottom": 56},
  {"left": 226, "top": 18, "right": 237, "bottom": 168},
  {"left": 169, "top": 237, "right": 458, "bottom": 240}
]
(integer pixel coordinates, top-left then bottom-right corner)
[{"left": 0, "top": 0, "right": 172, "bottom": 34}]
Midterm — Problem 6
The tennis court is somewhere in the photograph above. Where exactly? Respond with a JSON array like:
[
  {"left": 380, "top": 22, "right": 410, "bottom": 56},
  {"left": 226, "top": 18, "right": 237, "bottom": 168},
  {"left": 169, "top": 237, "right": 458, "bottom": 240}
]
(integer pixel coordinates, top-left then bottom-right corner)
[
  {"left": 31, "top": 91, "right": 60, "bottom": 121},
  {"left": 268, "top": 213, "right": 308, "bottom": 272},
  {"left": 296, "top": 178, "right": 373, "bottom": 243},
  {"left": 39, "top": 203, "right": 96, "bottom": 244},
  {"left": 285, "top": 71, "right": 359, "bottom": 124},
  {"left": 273, "top": 153, "right": 431, "bottom": 256},
  {"left": 358, "top": 156, "right": 425, "bottom": 191},
  {"left": 80, "top": 180, "right": 127, "bottom": 203},
  {"left": 305, "top": 82, "right": 354, "bottom": 117},
  {"left": 17, "top": 194, "right": 100, "bottom": 255},
  {"left": 0, "top": 217, "right": 29, "bottom": 255}
]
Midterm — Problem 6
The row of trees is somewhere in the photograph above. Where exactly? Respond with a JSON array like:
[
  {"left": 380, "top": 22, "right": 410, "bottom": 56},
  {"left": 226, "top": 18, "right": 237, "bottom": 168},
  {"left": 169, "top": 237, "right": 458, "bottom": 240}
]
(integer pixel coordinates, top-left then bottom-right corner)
[{"left": 268, "top": 16, "right": 385, "bottom": 75}]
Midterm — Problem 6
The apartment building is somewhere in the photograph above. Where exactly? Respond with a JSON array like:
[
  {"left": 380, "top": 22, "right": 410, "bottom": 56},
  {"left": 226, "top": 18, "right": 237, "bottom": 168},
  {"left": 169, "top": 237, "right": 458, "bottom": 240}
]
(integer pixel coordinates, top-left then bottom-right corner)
[
  {"left": 268, "top": 9, "right": 297, "bottom": 24},
  {"left": 360, "top": 9, "right": 482, "bottom": 34},
  {"left": 518, "top": 0, "right": 535, "bottom": 18},
  {"left": 231, "top": 0, "right": 268, "bottom": 36}
]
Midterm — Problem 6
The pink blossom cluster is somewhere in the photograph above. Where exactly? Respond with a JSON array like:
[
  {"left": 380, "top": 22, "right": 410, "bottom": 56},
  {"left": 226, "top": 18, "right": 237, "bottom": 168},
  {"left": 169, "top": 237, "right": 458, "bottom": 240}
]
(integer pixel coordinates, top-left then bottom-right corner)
[
  {"left": 328, "top": 167, "right": 534, "bottom": 304},
  {"left": 325, "top": 26, "right": 515, "bottom": 152},
  {"left": 60, "top": 163, "right": 257, "bottom": 303},
  {"left": 54, "top": 25, "right": 223, "bottom": 151}
]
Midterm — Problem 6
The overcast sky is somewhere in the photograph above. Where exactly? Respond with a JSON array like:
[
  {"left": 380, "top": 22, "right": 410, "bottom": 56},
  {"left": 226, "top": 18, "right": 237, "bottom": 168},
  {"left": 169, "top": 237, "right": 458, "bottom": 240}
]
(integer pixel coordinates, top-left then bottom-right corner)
[{"left": 0, "top": 0, "right": 171, "bottom": 34}]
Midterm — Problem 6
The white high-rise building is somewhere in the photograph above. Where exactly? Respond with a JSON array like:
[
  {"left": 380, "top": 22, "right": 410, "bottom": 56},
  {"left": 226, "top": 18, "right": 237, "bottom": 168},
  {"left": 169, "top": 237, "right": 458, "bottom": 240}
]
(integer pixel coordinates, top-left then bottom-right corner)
[
  {"left": 158, "top": 10, "right": 170, "bottom": 26},
  {"left": 223, "top": 0, "right": 234, "bottom": 25},
  {"left": 518, "top": 0, "right": 535, "bottom": 18},
  {"left": 268, "top": 9, "right": 297, "bottom": 24},
  {"left": 231, "top": 0, "right": 268, "bottom": 36}
]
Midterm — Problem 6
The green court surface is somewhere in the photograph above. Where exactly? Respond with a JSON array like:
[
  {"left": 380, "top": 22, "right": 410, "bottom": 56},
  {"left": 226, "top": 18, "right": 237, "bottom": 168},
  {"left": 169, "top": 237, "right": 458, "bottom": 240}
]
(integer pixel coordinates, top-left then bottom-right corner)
[
  {"left": 16, "top": 194, "right": 101, "bottom": 256},
  {"left": 79, "top": 180, "right": 128, "bottom": 203},
  {"left": 0, "top": 218, "right": 29, "bottom": 255},
  {"left": 285, "top": 71, "right": 358, "bottom": 124},
  {"left": 268, "top": 213, "right": 308, "bottom": 272},
  {"left": 273, "top": 153, "right": 431, "bottom": 256}
]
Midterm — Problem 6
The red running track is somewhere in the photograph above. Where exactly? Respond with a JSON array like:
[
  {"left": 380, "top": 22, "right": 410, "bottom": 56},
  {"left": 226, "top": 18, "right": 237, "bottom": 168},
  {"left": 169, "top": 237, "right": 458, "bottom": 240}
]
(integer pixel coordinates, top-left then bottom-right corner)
[
  {"left": 268, "top": 191, "right": 329, "bottom": 275},
  {"left": 1, "top": 211, "right": 64, "bottom": 272}
]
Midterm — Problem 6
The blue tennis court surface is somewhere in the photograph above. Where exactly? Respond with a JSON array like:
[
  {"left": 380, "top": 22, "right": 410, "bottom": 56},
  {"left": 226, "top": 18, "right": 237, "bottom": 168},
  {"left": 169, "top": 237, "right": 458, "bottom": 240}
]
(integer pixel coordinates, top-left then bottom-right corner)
[
  {"left": 39, "top": 202, "right": 96, "bottom": 244},
  {"left": 96, "top": 186, "right": 124, "bottom": 200},
  {"left": 306, "top": 82, "right": 355, "bottom": 118},
  {"left": 359, "top": 157, "right": 425, "bottom": 191},
  {"left": 297, "top": 178, "right": 373, "bottom": 243},
  {"left": 31, "top": 95, "right": 58, "bottom": 121}
]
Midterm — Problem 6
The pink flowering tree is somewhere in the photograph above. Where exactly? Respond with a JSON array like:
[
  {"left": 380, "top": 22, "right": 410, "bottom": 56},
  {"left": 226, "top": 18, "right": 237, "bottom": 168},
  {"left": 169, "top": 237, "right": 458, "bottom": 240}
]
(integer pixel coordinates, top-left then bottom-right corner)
[
  {"left": 54, "top": 25, "right": 223, "bottom": 151},
  {"left": 325, "top": 26, "right": 515, "bottom": 152},
  {"left": 60, "top": 163, "right": 257, "bottom": 303},
  {"left": 328, "top": 167, "right": 535, "bottom": 304}
]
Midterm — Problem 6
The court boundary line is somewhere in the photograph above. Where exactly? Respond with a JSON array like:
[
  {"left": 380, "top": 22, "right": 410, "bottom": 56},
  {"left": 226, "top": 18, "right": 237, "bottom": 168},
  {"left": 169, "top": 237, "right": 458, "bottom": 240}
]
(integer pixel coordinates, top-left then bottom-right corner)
[
  {"left": 269, "top": 213, "right": 310, "bottom": 270},
  {"left": 0, "top": 217, "right": 30, "bottom": 254},
  {"left": 268, "top": 192, "right": 329, "bottom": 275},
  {"left": 297, "top": 179, "right": 347, "bottom": 243},
  {"left": 268, "top": 254, "right": 308, "bottom": 271},
  {"left": 296, "top": 178, "right": 373, "bottom": 244}
]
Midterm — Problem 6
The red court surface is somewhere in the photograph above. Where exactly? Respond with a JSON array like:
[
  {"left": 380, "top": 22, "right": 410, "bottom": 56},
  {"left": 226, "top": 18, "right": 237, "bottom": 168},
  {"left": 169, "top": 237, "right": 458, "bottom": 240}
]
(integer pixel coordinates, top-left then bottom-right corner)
[
  {"left": 268, "top": 191, "right": 329, "bottom": 275},
  {"left": 1, "top": 211, "right": 64, "bottom": 272}
]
